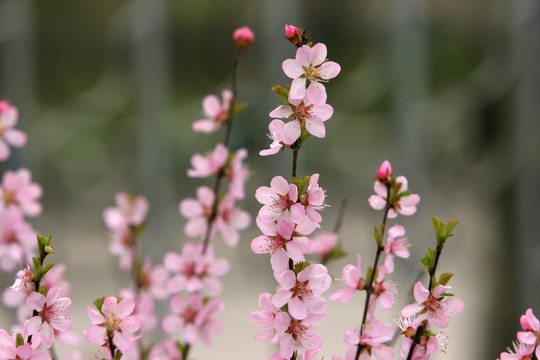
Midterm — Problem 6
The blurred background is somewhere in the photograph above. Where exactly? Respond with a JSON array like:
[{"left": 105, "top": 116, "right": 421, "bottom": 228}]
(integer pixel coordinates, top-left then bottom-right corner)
[{"left": 0, "top": 0, "right": 539, "bottom": 358}]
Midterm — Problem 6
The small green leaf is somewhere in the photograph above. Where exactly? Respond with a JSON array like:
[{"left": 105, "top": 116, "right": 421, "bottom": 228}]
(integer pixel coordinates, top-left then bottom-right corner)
[
  {"left": 38, "top": 285, "right": 48, "bottom": 296},
  {"left": 373, "top": 225, "right": 383, "bottom": 247},
  {"left": 294, "top": 261, "right": 310, "bottom": 274},
  {"left": 93, "top": 297, "right": 105, "bottom": 312},
  {"left": 232, "top": 101, "right": 248, "bottom": 117},
  {"left": 271, "top": 85, "right": 289, "bottom": 103},
  {"left": 432, "top": 217, "right": 459, "bottom": 246},
  {"left": 41, "top": 263, "right": 54, "bottom": 278},
  {"left": 421, "top": 248, "right": 436, "bottom": 270},
  {"left": 438, "top": 272, "right": 454, "bottom": 286},
  {"left": 291, "top": 176, "right": 311, "bottom": 195},
  {"left": 15, "top": 333, "right": 25, "bottom": 347}
]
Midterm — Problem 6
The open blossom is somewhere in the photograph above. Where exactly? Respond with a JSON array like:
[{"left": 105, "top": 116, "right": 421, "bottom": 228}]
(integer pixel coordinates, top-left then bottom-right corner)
[
  {"left": 0, "top": 206, "right": 37, "bottom": 272},
  {"left": 192, "top": 89, "right": 233, "bottom": 134},
  {"left": 383, "top": 224, "right": 410, "bottom": 273},
  {"left": 260, "top": 120, "right": 287, "bottom": 156},
  {"left": 180, "top": 186, "right": 214, "bottom": 239},
  {"left": 215, "top": 193, "right": 251, "bottom": 246},
  {"left": 226, "top": 148, "right": 248, "bottom": 200},
  {"left": 269, "top": 86, "right": 333, "bottom": 144},
  {"left": 187, "top": 143, "right": 228, "bottom": 178},
  {"left": 251, "top": 218, "right": 311, "bottom": 273},
  {"left": 272, "top": 264, "right": 331, "bottom": 320},
  {"left": 277, "top": 314, "right": 325, "bottom": 359},
  {"left": 163, "top": 241, "right": 229, "bottom": 296},
  {"left": 148, "top": 338, "right": 183, "bottom": 360},
  {"left": 396, "top": 315, "right": 447, "bottom": 360},
  {"left": 308, "top": 230, "right": 338, "bottom": 260},
  {"left": 517, "top": 308, "right": 540, "bottom": 358},
  {"left": 162, "top": 292, "right": 223, "bottom": 345},
  {"left": 298, "top": 173, "right": 326, "bottom": 225},
  {"left": 282, "top": 43, "right": 341, "bottom": 101},
  {"left": 368, "top": 175, "right": 420, "bottom": 219},
  {"left": 329, "top": 254, "right": 365, "bottom": 304},
  {"left": 85, "top": 297, "right": 142, "bottom": 354},
  {"left": 0, "top": 329, "right": 51, "bottom": 360},
  {"left": 255, "top": 176, "right": 304, "bottom": 224},
  {"left": 250, "top": 292, "right": 290, "bottom": 343},
  {"left": 344, "top": 318, "right": 394, "bottom": 360},
  {"left": 0, "top": 169, "right": 42, "bottom": 217},
  {"left": 11, "top": 265, "right": 34, "bottom": 291},
  {"left": 498, "top": 341, "right": 536, "bottom": 360},
  {"left": 24, "top": 287, "right": 72, "bottom": 348},
  {"left": 401, "top": 281, "right": 464, "bottom": 329},
  {"left": 0, "top": 101, "right": 27, "bottom": 162}
]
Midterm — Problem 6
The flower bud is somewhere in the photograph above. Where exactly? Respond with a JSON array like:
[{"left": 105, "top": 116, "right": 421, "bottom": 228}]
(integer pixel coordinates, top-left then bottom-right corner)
[
  {"left": 376, "top": 160, "right": 393, "bottom": 183},
  {"left": 232, "top": 26, "right": 254, "bottom": 48},
  {"left": 284, "top": 24, "right": 308, "bottom": 47}
]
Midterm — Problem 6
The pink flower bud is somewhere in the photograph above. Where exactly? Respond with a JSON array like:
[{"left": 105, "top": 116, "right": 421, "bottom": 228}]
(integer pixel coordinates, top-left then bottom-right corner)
[
  {"left": 377, "top": 160, "right": 393, "bottom": 183},
  {"left": 284, "top": 24, "right": 305, "bottom": 47},
  {"left": 232, "top": 26, "right": 254, "bottom": 48}
]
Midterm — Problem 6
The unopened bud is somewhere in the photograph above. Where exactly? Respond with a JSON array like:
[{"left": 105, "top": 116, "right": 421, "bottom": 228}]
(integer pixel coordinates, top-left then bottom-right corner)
[
  {"left": 44, "top": 245, "right": 54, "bottom": 254},
  {"left": 376, "top": 160, "right": 393, "bottom": 183},
  {"left": 284, "top": 24, "right": 308, "bottom": 47},
  {"left": 232, "top": 26, "right": 254, "bottom": 48}
]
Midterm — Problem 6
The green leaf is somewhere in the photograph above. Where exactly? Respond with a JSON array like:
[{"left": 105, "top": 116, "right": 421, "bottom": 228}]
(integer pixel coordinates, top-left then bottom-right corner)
[
  {"left": 41, "top": 263, "right": 54, "bottom": 278},
  {"left": 373, "top": 225, "right": 383, "bottom": 247},
  {"left": 438, "top": 272, "right": 454, "bottom": 286},
  {"left": 432, "top": 217, "right": 459, "bottom": 246},
  {"left": 37, "top": 234, "right": 51, "bottom": 255},
  {"left": 325, "top": 242, "right": 347, "bottom": 262},
  {"left": 271, "top": 85, "right": 289, "bottom": 103},
  {"left": 294, "top": 261, "right": 310, "bottom": 274},
  {"left": 291, "top": 176, "right": 311, "bottom": 195},
  {"left": 421, "top": 248, "right": 436, "bottom": 270},
  {"left": 232, "top": 101, "right": 248, "bottom": 118},
  {"left": 93, "top": 297, "right": 105, "bottom": 312},
  {"left": 15, "top": 333, "right": 25, "bottom": 347}
]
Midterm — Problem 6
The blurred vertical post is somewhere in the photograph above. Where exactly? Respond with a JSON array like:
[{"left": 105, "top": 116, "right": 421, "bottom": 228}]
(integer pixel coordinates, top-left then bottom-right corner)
[
  {"left": 130, "top": 0, "right": 172, "bottom": 230},
  {"left": 0, "top": 0, "right": 35, "bottom": 169},
  {"left": 390, "top": 0, "right": 428, "bottom": 190},
  {"left": 510, "top": 0, "right": 540, "bottom": 312}
]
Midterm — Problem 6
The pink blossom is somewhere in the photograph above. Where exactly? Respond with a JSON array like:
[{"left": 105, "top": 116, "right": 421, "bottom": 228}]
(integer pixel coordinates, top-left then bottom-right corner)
[
  {"left": 0, "top": 329, "right": 51, "bottom": 360},
  {"left": 232, "top": 26, "right": 255, "bottom": 48},
  {"left": 179, "top": 186, "right": 214, "bottom": 239},
  {"left": 227, "top": 148, "right": 249, "bottom": 200},
  {"left": 251, "top": 218, "right": 310, "bottom": 273},
  {"left": 329, "top": 255, "right": 365, "bottom": 303},
  {"left": 517, "top": 308, "right": 540, "bottom": 358},
  {"left": 308, "top": 231, "right": 338, "bottom": 260},
  {"left": 103, "top": 192, "right": 148, "bottom": 233},
  {"left": 187, "top": 143, "right": 228, "bottom": 178},
  {"left": 260, "top": 120, "right": 288, "bottom": 156},
  {"left": 401, "top": 281, "right": 464, "bottom": 329},
  {"left": 368, "top": 175, "right": 420, "bottom": 219},
  {"left": 0, "top": 169, "right": 42, "bottom": 217},
  {"left": 298, "top": 174, "right": 326, "bottom": 225},
  {"left": 277, "top": 314, "right": 325, "bottom": 359},
  {"left": 269, "top": 86, "right": 333, "bottom": 144},
  {"left": 162, "top": 292, "right": 223, "bottom": 345},
  {"left": 250, "top": 292, "right": 290, "bottom": 343},
  {"left": 148, "top": 338, "right": 182, "bottom": 360},
  {"left": 343, "top": 318, "right": 394, "bottom": 360},
  {"left": 282, "top": 43, "right": 341, "bottom": 101},
  {"left": 383, "top": 224, "right": 410, "bottom": 273},
  {"left": 272, "top": 264, "right": 331, "bottom": 320},
  {"left": 376, "top": 160, "right": 393, "bottom": 184},
  {"left": 396, "top": 316, "right": 447, "bottom": 360},
  {"left": 119, "top": 288, "right": 157, "bottom": 335},
  {"left": 215, "top": 193, "right": 251, "bottom": 246},
  {"left": 0, "top": 101, "right": 27, "bottom": 162},
  {"left": 498, "top": 341, "right": 536, "bottom": 360},
  {"left": 11, "top": 265, "right": 34, "bottom": 291},
  {"left": 25, "top": 287, "right": 72, "bottom": 348},
  {"left": 192, "top": 90, "right": 233, "bottom": 134},
  {"left": 85, "top": 297, "right": 142, "bottom": 353},
  {"left": 255, "top": 176, "right": 304, "bottom": 224},
  {"left": 284, "top": 25, "right": 303, "bottom": 47},
  {"left": 371, "top": 267, "right": 398, "bottom": 310},
  {"left": 163, "top": 241, "right": 229, "bottom": 296},
  {"left": 0, "top": 207, "right": 37, "bottom": 272}
]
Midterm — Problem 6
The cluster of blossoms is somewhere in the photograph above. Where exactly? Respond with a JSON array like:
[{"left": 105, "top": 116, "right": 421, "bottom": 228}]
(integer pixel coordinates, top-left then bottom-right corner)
[
  {"left": 498, "top": 308, "right": 540, "bottom": 359},
  {"left": 88, "top": 26, "right": 255, "bottom": 360},
  {"left": 251, "top": 25, "right": 341, "bottom": 360},
  {"left": 0, "top": 103, "right": 76, "bottom": 360}
]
